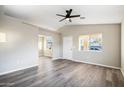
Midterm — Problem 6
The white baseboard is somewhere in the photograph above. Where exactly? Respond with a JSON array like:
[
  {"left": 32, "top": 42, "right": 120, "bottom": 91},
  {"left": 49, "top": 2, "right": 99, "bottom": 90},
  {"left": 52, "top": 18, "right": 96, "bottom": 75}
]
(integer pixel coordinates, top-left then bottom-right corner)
[
  {"left": 72, "top": 59, "right": 120, "bottom": 69},
  {"left": 52, "top": 57, "right": 63, "bottom": 60},
  {"left": 57, "top": 57, "right": 120, "bottom": 69},
  {"left": 0, "top": 64, "right": 38, "bottom": 76}
]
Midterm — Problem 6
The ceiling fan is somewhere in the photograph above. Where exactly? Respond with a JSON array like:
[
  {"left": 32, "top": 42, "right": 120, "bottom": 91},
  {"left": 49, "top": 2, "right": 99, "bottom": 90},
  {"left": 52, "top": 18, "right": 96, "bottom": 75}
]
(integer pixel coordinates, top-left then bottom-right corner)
[{"left": 56, "top": 9, "right": 85, "bottom": 22}]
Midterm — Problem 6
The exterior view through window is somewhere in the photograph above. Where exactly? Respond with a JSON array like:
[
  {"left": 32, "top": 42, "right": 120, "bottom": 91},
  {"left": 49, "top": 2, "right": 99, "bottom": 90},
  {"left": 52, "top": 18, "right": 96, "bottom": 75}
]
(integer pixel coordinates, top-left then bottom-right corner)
[{"left": 79, "top": 33, "right": 102, "bottom": 51}]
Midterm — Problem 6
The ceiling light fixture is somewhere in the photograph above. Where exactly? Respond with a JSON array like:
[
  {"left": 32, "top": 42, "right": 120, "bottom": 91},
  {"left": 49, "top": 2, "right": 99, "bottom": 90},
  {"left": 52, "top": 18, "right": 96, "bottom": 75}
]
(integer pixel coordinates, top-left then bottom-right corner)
[{"left": 66, "top": 18, "right": 69, "bottom": 21}]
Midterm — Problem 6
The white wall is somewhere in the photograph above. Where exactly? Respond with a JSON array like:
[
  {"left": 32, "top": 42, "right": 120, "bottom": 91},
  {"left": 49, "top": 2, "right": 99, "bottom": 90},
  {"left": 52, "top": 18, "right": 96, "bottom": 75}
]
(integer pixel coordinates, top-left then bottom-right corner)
[
  {"left": 121, "top": 19, "right": 124, "bottom": 76},
  {"left": 0, "top": 14, "right": 61, "bottom": 75},
  {"left": 0, "top": 6, "right": 3, "bottom": 14},
  {"left": 0, "top": 15, "right": 39, "bottom": 75},
  {"left": 59, "top": 24, "right": 121, "bottom": 68}
]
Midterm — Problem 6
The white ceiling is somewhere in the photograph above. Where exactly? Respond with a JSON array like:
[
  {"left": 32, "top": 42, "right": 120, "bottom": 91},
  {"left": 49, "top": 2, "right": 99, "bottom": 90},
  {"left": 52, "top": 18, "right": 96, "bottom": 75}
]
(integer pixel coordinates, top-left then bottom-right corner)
[{"left": 2, "top": 5, "right": 124, "bottom": 31}]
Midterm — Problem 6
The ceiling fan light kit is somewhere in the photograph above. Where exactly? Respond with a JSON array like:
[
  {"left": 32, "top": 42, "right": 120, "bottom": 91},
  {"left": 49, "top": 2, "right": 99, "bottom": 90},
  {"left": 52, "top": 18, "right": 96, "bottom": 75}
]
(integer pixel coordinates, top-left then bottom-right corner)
[{"left": 66, "top": 18, "right": 70, "bottom": 21}]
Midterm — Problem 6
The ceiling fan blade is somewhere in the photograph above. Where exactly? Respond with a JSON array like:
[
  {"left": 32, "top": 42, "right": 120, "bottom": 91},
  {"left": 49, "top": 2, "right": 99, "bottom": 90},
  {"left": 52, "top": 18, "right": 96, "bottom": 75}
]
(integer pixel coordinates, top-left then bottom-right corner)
[
  {"left": 56, "top": 14, "right": 65, "bottom": 17},
  {"left": 59, "top": 18, "right": 66, "bottom": 22},
  {"left": 70, "top": 15, "right": 80, "bottom": 18},
  {"left": 69, "top": 19, "right": 72, "bottom": 22}
]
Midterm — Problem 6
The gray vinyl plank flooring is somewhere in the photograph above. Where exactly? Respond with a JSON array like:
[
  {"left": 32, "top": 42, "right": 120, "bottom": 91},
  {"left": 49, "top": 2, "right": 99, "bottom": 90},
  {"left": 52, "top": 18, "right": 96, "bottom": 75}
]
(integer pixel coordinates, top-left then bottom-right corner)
[{"left": 0, "top": 57, "right": 124, "bottom": 87}]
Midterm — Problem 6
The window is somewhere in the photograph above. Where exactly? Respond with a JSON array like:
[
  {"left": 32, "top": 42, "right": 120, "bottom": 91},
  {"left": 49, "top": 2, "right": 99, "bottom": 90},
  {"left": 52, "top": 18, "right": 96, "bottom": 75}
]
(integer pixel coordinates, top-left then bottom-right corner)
[
  {"left": 79, "top": 33, "right": 102, "bottom": 51},
  {"left": 0, "top": 32, "right": 6, "bottom": 42},
  {"left": 46, "top": 36, "right": 53, "bottom": 50},
  {"left": 79, "top": 35, "right": 89, "bottom": 51}
]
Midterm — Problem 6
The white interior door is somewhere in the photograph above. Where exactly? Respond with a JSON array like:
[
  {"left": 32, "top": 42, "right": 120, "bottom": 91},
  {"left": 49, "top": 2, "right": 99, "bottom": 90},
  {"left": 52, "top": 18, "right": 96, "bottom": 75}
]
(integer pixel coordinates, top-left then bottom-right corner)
[{"left": 63, "top": 36, "right": 73, "bottom": 60}]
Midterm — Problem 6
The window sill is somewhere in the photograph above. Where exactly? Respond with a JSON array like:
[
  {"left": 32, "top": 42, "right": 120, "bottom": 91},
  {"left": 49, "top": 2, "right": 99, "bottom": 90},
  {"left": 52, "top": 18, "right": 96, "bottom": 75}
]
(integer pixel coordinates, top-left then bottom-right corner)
[{"left": 79, "top": 50, "right": 103, "bottom": 53}]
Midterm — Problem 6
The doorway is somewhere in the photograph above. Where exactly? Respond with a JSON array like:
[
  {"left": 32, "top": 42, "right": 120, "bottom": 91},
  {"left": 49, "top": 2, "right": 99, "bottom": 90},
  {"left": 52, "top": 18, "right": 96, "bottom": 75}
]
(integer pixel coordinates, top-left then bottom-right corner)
[{"left": 38, "top": 35, "right": 53, "bottom": 58}]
